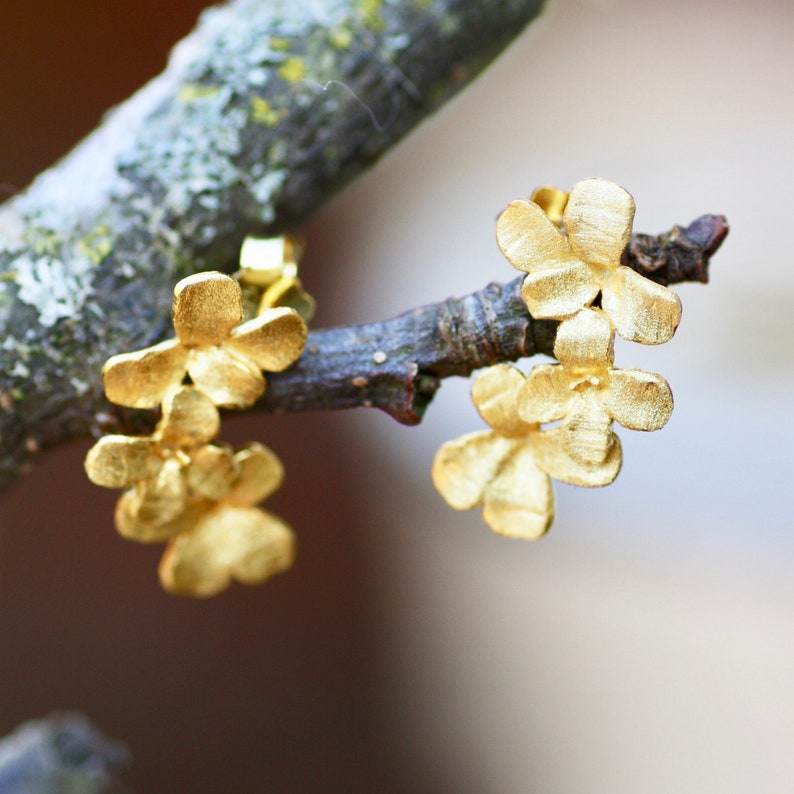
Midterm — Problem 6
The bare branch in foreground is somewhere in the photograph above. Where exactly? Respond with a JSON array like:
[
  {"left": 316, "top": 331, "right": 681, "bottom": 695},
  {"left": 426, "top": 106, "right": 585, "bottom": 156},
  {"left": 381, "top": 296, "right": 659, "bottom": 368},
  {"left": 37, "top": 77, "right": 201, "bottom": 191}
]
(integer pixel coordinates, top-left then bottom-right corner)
[
  {"left": 258, "top": 214, "right": 728, "bottom": 424},
  {"left": 97, "top": 214, "right": 726, "bottom": 434},
  {"left": 0, "top": 0, "right": 549, "bottom": 491}
]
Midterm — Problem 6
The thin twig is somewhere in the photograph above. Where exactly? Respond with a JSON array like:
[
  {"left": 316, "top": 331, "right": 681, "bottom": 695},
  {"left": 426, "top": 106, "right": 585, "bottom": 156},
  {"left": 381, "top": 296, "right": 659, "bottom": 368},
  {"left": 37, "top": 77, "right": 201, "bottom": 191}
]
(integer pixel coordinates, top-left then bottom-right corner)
[{"left": 255, "top": 214, "right": 728, "bottom": 424}]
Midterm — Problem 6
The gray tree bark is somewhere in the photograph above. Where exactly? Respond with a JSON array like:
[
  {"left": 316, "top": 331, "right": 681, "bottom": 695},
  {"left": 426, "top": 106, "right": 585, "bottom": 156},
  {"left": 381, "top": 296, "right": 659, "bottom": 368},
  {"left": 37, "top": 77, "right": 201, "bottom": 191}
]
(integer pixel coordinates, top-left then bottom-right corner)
[
  {"left": 0, "top": 713, "right": 131, "bottom": 793},
  {"left": 0, "top": 0, "right": 548, "bottom": 492}
]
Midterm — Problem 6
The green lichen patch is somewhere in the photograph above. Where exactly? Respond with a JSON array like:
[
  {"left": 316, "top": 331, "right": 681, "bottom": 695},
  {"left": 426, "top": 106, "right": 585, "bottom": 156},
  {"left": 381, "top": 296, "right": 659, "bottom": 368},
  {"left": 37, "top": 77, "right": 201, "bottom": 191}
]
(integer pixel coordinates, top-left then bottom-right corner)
[
  {"left": 77, "top": 226, "right": 113, "bottom": 265},
  {"left": 328, "top": 25, "right": 354, "bottom": 50},
  {"left": 277, "top": 56, "right": 306, "bottom": 84},
  {"left": 22, "top": 225, "right": 61, "bottom": 257},
  {"left": 358, "top": 0, "right": 386, "bottom": 32},
  {"left": 250, "top": 96, "right": 286, "bottom": 127},
  {"left": 178, "top": 83, "right": 220, "bottom": 102}
]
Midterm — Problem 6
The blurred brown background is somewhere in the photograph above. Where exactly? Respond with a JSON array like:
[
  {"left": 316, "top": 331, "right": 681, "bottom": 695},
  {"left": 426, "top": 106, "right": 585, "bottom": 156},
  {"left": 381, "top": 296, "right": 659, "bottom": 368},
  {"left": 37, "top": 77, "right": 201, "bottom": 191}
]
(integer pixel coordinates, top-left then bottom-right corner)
[
  {"left": 3, "top": 1, "right": 794, "bottom": 792},
  {"left": 0, "top": 2, "right": 442, "bottom": 792}
]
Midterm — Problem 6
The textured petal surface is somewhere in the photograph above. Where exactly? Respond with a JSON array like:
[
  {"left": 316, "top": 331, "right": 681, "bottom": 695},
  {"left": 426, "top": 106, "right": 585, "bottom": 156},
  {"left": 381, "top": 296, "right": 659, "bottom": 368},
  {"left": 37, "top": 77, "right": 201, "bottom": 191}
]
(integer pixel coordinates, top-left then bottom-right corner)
[
  {"left": 481, "top": 443, "right": 554, "bottom": 539},
  {"left": 564, "top": 178, "right": 635, "bottom": 268},
  {"left": 517, "top": 364, "right": 573, "bottom": 425},
  {"left": 186, "top": 347, "right": 265, "bottom": 409},
  {"left": 604, "top": 368, "right": 674, "bottom": 431},
  {"left": 157, "top": 385, "right": 220, "bottom": 448},
  {"left": 601, "top": 267, "right": 682, "bottom": 344},
  {"left": 186, "top": 445, "right": 237, "bottom": 500},
  {"left": 259, "top": 277, "right": 316, "bottom": 324},
  {"left": 119, "top": 457, "right": 187, "bottom": 528},
  {"left": 172, "top": 272, "right": 243, "bottom": 346},
  {"left": 560, "top": 392, "right": 614, "bottom": 465},
  {"left": 496, "top": 198, "right": 575, "bottom": 274},
  {"left": 159, "top": 506, "right": 295, "bottom": 597},
  {"left": 553, "top": 308, "right": 615, "bottom": 372},
  {"left": 102, "top": 339, "right": 187, "bottom": 409},
  {"left": 471, "top": 364, "right": 531, "bottom": 437},
  {"left": 529, "top": 185, "right": 569, "bottom": 225},
  {"left": 226, "top": 307, "right": 307, "bottom": 371},
  {"left": 84, "top": 435, "right": 159, "bottom": 489},
  {"left": 520, "top": 260, "right": 598, "bottom": 320},
  {"left": 531, "top": 426, "right": 622, "bottom": 487},
  {"left": 225, "top": 443, "right": 285, "bottom": 507},
  {"left": 431, "top": 431, "right": 516, "bottom": 511},
  {"left": 114, "top": 490, "right": 205, "bottom": 543}
]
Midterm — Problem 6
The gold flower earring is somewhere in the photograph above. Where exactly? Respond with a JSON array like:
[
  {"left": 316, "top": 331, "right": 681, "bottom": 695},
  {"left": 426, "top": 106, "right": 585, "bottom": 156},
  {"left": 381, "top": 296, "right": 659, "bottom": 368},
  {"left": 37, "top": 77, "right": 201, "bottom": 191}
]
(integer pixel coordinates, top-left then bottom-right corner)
[
  {"left": 432, "top": 363, "right": 554, "bottom": 540},
  {"left": 85, "top": 239, "right": 310, "bottom": 597},
  {"left": 433, "top": 178, "right": 680, "bottom": 537}
]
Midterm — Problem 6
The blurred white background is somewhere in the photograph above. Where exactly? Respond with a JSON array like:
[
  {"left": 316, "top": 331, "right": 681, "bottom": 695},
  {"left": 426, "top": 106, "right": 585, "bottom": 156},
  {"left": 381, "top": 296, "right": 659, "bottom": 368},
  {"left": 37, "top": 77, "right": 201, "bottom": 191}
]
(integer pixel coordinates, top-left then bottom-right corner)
[{"left": 306, "top": 0, "right": 794, "bottom": 790}]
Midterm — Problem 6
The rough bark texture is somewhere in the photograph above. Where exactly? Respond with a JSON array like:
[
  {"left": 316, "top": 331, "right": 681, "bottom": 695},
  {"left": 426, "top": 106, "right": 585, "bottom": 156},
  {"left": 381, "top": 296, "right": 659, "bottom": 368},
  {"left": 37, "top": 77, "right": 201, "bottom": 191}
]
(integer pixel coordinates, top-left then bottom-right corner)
[
  {"left": 0, "top": 713, "right": 131, "bottom": 793},
  {"left": 87, "top": 214, "right": 727, "bottom": 440},
  {"left": 0, "top": 0, "right": 548, "bottom": 492},
  {"left": 258, "top": 214, "right": 728, "bottom": 423}
]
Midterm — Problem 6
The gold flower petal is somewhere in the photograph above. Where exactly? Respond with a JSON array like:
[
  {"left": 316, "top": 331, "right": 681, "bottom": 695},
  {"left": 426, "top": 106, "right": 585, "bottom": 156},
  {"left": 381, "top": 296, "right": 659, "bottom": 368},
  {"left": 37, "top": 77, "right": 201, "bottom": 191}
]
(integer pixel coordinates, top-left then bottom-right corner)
[
  {"left": 238, "top": 235, "right": 302, "bottom": 288},
  {"left": 553, "top": 308, "right": 615, "bottom": 372},
  {"left": 121, "top": 457, "right": 187, "bottom": 527},
  {"left": 225, "top": 443, "right": 285, "bottom": 507},
  {"left": 226, "top": 307, "right": 307, "bottom": 371},
  {"left": 604, "top": 368, "right": 674, "bottom": 431},
  {"left": 159, "top": 506, "right": 296, "bottom": 597},
  {"left": 186, "top": 347, "right": 265, "bottom": 409},
  {"left": 186, "top": 445, "right": 238, "bottom": 500},
  {"left": 259, "top": 276, "right": 316, "bottom": 324},
  {"left": 529, "top": 185, "right": 569, "bottom": 225},
  {"left": 531, "top": 426, "right": 622, "bottom": 487},
  {"left": 520, "top": 260, "right": 598, "bottom": 320},
  {"left": 601, "top": 267, "right": 682, "bottom": 344},
  {"left": 157, "top": 385, "right": 220, "bottom": 447},
  {"left": 481, "top": 443, "right": 554, "bottom": 540},
  {"left": 102, "top": 338, "right": 188, "bottom": 409},
  {"left": 496, "top": 198, "right": 576, "bottom": 273},
  {"left": 563, "top": 178, "right": 635, "bottom": 268},
  {"left": 84, "top": 435, "right": 160, "bottom": 489},
  {"left": 471, "top": 364, "right": 531, "bottom": 437},
  {"left": 431, "top": 430, "right": 517, "bottom": 511},
  {"left": 115, "top": 490, "right": 206, "bottom": 543},
  {"left": 516, "top": 364, "right": 573, "bottom": 425},
  {"left": 172, "top": 272, "right": 243, "bottom": 347},
  {"left": 560, "top": 392, "right": 614, "bottom": 465}
]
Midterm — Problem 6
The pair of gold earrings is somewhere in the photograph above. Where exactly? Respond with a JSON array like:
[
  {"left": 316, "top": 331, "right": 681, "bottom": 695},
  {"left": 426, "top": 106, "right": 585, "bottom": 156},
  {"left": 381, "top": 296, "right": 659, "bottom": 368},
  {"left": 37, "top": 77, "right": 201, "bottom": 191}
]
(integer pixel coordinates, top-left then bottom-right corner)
[
  {"left": 84, "top": 238, "right": 312, "bottom": 596},
  {"left": 86, "top": 178, "right": 683, "bottom": 596},
  {"left": 432, "top": 178, "right": 681, "bottom": 538}
]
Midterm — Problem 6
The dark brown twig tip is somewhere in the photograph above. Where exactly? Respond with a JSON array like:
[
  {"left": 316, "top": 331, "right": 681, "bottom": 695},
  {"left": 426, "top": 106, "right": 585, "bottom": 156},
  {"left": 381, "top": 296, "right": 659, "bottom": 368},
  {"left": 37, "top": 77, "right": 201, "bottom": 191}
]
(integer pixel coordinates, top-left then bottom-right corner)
[{"left": 622, "top": 213, "right": 729, "bottom": 286}]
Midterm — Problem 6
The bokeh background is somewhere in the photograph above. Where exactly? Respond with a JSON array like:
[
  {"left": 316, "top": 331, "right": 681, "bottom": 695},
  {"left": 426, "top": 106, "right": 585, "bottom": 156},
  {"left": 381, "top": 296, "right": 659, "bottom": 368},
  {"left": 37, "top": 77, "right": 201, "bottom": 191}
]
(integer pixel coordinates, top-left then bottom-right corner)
[{"left": 2, "top": 0, "right": 793, "bottom": 791}]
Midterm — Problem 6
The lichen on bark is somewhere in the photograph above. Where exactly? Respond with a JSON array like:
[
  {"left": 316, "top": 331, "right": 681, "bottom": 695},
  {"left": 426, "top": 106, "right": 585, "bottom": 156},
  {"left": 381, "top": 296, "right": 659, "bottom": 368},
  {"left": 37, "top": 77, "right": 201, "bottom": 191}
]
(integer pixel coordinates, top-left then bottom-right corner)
[{"left": 0, "top": 0, "right": 548, "bottom": 491}]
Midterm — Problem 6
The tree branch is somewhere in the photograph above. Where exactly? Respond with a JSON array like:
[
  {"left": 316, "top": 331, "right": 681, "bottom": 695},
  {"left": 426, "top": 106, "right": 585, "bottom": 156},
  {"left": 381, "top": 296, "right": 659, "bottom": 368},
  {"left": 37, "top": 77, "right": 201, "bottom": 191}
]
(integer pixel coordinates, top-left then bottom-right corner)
[
  {"left": 0, "top": 0, "right": 549, "bottom": 492},
  {"left": 0, "top": 713, "right": 131, "bottom": 794},
  {"left": 94, "top": 213, "right": 725, "bottom": 436},
  {"left": 258, "top": 214, "right": 728, "bottom": 424}
]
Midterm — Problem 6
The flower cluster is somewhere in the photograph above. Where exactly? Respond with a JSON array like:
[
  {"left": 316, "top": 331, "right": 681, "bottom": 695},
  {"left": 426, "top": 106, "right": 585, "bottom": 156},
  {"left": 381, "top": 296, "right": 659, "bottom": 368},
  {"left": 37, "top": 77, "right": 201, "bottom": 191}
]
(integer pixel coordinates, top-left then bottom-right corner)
[
  {"left": 102, "top": 271, "right": 306, "bottom": 410},
  {"left": 86, "top": 258, "right": 309, "bottom": 596},
  {"left": 433, "top": 179, "right": 680, "bottom": 536},
  {"left": 432, "top": 364, "right": 554, "bottom": 540}
]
